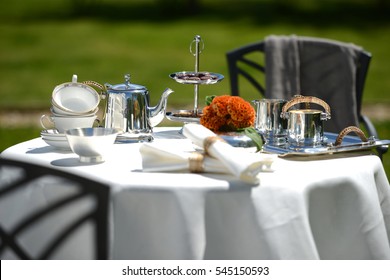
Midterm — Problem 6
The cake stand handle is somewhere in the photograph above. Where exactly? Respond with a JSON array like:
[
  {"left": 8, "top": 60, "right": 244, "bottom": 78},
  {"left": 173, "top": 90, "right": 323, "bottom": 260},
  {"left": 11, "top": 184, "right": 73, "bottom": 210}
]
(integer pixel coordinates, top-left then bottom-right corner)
[{"left": 190, "top": 35, "right": 204, "bottom": 113}]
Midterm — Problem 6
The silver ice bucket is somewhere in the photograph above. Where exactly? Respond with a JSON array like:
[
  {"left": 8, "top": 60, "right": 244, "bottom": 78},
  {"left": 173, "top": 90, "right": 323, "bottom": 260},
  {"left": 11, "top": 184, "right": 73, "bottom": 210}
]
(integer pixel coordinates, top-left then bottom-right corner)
[{"left": 281, "top": 95, "right": 331, "bottom": 148}]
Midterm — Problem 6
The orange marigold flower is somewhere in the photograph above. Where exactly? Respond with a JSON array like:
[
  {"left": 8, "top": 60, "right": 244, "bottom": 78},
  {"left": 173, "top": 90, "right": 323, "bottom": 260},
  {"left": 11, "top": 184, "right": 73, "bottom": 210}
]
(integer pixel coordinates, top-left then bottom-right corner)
[
  {"left": 200, "top": 95, "right": 255, "bottom": 132},
  {"left": 211, "top": 95, "right": 230, "bottom": 117},
  {"left": 200, "top": 105, "right": 226, "bottom": 132},
  {"left": 227, "top": 118, "right": 254, "bottom": 129},
  {"left": 227, "top": 96, "right": 255, "bottom": 123}
]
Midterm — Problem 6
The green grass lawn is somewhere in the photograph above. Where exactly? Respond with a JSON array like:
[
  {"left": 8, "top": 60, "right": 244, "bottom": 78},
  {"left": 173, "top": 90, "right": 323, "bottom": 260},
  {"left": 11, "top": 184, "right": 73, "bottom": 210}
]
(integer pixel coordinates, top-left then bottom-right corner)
[
  {"left": 1, "top": 0, "right": 390, "bottom": 108},
  {"left": 1, "top": 0, "right": 389, "bottom": 178}
]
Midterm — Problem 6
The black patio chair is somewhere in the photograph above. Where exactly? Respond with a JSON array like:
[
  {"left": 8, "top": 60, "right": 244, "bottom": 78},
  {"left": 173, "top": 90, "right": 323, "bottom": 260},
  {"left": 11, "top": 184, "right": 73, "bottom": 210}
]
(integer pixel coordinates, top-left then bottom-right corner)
[
  {"left": 226, "top": 36, "right": 388, "bottom": 159},
  {"left": 0, "top": 158, "right": 110, "bottom": 259}
]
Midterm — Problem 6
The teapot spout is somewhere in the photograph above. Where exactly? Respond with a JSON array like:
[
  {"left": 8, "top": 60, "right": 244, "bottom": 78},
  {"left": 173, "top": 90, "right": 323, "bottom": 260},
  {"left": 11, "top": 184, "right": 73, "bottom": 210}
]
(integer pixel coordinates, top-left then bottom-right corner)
[{"left": 148, "top": 88, "right": 174, "bottom": 127}]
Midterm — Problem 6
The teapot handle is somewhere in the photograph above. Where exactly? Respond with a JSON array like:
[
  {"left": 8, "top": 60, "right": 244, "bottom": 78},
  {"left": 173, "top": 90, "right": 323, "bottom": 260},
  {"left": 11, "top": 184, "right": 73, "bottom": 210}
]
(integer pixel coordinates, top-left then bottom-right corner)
[
  {"left": 82, "top": 80, "right": 106, "bottom": 97},
  {"left": 82, "top": 80, "right": 107, "bottom": 126},
  {"left": 280, "top": 95, "right": 331, "bottom": 119}
]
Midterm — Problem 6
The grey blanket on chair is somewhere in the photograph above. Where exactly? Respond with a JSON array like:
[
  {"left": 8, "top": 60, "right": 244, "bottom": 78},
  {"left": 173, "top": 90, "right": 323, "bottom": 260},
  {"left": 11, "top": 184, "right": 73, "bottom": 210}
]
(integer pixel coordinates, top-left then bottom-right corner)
[{"left": 264, "top": 35, "right": 363, "bottom": 133}]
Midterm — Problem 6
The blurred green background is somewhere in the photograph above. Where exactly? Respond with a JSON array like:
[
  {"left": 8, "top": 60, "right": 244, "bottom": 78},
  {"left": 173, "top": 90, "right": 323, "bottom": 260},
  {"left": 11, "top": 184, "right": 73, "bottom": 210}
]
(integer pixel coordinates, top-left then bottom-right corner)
[{"left": 0, "top": 0, "right": 389, "bottom": 177}]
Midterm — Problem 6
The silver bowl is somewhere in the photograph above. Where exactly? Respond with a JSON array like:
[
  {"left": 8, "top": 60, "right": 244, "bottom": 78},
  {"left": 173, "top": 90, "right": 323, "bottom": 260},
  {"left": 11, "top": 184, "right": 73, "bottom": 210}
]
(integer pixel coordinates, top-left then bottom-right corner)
[{"left": 65, "top": 127, "right": 120, "bottom": 163}]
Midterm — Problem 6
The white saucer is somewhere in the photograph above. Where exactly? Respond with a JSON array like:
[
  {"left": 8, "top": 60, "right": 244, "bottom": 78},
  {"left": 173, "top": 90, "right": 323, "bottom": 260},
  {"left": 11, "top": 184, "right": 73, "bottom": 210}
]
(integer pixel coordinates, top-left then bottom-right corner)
[
  {"left": 42, "top": 137, "right": 71, "bottom": 150},
  {"left": 40, "top": 129, "right": 67, "bottom": 141},
  {"left": 40, "top": 129, "right": 70, "bottom": 149}
]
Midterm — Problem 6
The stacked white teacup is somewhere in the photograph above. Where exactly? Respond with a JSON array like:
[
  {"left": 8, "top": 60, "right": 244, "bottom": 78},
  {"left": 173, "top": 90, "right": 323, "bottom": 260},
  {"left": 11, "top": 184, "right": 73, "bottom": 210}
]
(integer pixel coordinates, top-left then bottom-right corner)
[{"left": 40, "top": 74, "right": 100, "bottom": 134}]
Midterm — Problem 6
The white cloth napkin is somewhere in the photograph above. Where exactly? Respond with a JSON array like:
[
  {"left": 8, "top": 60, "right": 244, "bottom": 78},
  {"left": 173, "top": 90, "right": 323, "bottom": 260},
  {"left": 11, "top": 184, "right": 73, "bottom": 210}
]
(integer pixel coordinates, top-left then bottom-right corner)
[
  {"left": 140, "top": 141, "right": 229, "bottom": 174},
  {"left": 139, "top": 127, "right": 274, "bottom": 184},
  {"left": 182, "top": 123, "right": 274, "bottom": 184}
]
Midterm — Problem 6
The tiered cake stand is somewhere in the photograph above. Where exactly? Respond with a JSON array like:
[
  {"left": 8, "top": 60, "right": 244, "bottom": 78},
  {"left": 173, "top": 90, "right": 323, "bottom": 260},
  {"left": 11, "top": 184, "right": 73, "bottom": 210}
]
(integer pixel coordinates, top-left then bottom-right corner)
[{"left": 166, "top": 35, "right": 224, "bottom": 123}]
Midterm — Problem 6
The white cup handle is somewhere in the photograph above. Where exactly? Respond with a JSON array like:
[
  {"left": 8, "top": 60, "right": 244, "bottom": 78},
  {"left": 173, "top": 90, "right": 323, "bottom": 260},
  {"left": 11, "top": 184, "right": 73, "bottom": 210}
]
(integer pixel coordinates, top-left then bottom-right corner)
[{"left": 40, "top": 114, "right": 54, "bottom": 130}]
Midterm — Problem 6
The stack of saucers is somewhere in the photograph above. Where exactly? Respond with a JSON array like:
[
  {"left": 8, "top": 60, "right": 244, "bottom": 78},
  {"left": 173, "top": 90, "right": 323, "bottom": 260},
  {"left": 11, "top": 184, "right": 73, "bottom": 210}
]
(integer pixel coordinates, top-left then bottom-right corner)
[
  {"left": 40, "top": 129, "right": 70, "bottom": 150},
  {"left": 40, "top": 74, "right": 101, "bottom": 149}
]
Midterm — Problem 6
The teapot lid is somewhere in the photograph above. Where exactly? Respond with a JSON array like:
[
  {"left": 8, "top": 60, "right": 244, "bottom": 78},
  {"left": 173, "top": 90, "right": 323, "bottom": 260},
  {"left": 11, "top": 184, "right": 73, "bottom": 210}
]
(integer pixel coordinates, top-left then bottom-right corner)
[{"left": 106, "top": 74, "right": 146, "bottom": 91}]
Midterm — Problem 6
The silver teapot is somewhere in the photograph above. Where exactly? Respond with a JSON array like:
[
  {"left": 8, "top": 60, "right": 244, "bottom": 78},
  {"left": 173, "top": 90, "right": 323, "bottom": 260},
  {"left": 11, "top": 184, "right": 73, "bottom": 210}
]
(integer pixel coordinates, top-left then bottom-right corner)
[{"left": 103, "top": 74, "right": 173, "bottom": 135}]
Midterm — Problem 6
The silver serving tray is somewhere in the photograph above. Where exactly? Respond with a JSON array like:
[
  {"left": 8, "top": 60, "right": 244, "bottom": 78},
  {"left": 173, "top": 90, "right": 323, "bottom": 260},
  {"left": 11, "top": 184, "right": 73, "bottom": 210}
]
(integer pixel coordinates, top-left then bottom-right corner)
[
  {"left": 166, "top": 110, "right": 202, "bottom": 123},
  {"left": 263, "top": 132, "right": 390, "bottom": 157},
  {"left": 169, "top": 71, "right": 224, "bottom": 85},
  {"left": 115, "top": 133, "right": 154, "bottom": 143},
  {"left": 219, "top": 132, "right": 258, "bottom": 150}
]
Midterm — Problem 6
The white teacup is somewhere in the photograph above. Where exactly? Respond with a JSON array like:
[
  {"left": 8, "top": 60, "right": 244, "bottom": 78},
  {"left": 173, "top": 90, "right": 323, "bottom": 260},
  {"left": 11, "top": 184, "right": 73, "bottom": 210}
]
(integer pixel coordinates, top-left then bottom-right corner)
[
  {"left": 51, "top": 74, "right": 100, "bottom": 115},
  {"left": 51, "top": 105, "right": 99, "bottom": 117},
  {"left": 40, "top": 114, "right": 98, "bottom": 133}
]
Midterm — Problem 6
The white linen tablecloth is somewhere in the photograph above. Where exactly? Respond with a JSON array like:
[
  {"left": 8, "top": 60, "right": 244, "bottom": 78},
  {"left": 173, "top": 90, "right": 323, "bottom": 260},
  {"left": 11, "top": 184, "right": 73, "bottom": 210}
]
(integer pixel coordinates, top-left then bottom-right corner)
[{"left": 1, "top": 127, "right": 389, "bottom": 259}]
